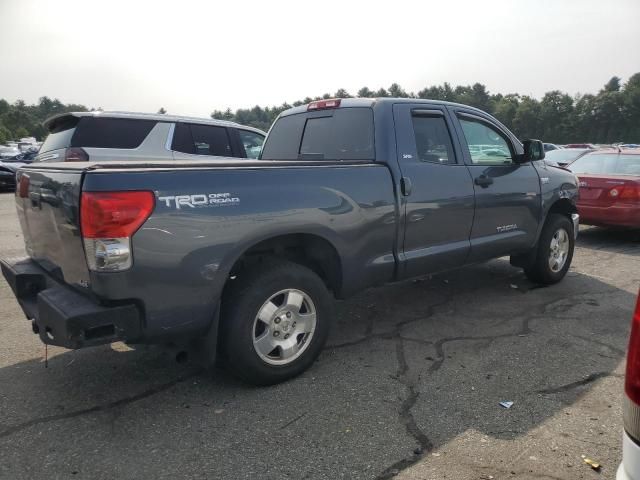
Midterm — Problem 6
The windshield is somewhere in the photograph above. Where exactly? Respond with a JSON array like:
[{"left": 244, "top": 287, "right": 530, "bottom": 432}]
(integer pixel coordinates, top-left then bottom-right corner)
[
  {"left": 569, "top": 153, "right": 640, "bottom": 175},
  {"left": 545, "top": 149, "right": 589, "bottom": 162}
]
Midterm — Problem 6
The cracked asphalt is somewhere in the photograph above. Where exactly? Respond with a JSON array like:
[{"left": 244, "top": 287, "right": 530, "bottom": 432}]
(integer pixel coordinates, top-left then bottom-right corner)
[{"left": 0, "top": 191, "right": 639, "bottom": 480}]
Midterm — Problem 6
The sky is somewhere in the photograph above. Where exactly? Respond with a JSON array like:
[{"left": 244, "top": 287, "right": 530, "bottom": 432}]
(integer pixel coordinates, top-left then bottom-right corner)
[{"left": 0, "top": 0, "right": 639, "bottom": 118}]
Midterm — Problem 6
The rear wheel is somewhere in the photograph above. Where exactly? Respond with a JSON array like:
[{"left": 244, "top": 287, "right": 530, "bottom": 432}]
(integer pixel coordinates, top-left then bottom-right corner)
[
  {"left": 220, "top": 260, "right": 332, "bottom": 385},
  {"left": 524, "top": 213, "right": 575, "bottom": 284}
]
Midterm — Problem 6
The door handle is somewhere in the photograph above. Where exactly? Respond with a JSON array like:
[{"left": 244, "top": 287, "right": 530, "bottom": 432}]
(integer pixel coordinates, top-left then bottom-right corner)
[
  {"left": 401, "top": 176, "right": 412, "bottom": 196},
  {"left": 474, "top": 175, "right": 493, "bottom": 188}
]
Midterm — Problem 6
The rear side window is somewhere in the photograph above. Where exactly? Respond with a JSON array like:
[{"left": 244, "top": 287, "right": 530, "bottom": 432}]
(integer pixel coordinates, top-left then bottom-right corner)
[
  {"left": 238, "top": 129, "right": 265, "bottom": 159},
  {"left": 71, "top": 117, "right": 156, "bottom": 149},
  {"left": 171, "top": 123, "right": 232, "bottom": 157},
  {"left": 411, "top": 114, "right": 455, "bottom": 164},
  {"left": 262, "top": 108, "right": 374, "bottom": 161},
  {"left": 40, "top": 116, "right": 80, "bottom": 153}
]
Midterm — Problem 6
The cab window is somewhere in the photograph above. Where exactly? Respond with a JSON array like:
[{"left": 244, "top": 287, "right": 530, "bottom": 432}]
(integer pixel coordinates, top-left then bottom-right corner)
[
  {"left": 411, "top": 114, "right": 455, "bottom": 164},
  {"left": 458, "top": 117, "right": 513, "bottom": 165}
]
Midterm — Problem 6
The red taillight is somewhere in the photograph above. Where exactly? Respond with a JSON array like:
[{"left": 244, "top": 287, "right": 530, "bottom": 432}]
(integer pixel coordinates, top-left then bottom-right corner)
[
  {"left": 307, "top": 99, "right": 341, "bottom": 111},
  {"left": 18, "top": 174, "right": 29, "bottom": 198},
  {"left": 618, "top": 186, "right": 640, "bottom": 201},
  {"left": 65, "top": 147, "right": 89, "bottom": 162},
  {"left": 625, "top": 291, "right": 640, "bottom": 405},
  {"left": 81, "top": 191, "right": 155, "bottom": 238}
]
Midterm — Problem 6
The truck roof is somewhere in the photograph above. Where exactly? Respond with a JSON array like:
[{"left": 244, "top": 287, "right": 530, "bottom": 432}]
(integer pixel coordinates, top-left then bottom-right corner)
[
  {"left": 279, "top": 97, "right": 495, "bottom": 118},
  {"left": 43, "top": 111, "right": 264, "bottom": 134}
]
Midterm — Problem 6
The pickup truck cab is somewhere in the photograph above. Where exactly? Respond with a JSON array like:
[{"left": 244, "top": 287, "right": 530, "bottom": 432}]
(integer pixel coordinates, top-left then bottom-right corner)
[{"left": 1, "top": 98, "right": 579, "bottom": 385}]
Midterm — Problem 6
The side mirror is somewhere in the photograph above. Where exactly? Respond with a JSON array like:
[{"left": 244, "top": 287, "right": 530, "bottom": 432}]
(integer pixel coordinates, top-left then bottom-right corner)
[{"left": 521, "top": 139, "right": 545, "bottom": 162}]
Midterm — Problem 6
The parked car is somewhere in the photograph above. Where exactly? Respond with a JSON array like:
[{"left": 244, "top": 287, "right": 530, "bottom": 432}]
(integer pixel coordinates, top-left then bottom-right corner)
[
  {"left": 543, "top": 143, "right": 561, "bottom": 152},
  {"left": 565, "top": 143, "right": 595, "bottom": 149},
  {"left": 569, "top": 150, "right": 640, "bottom": 228},
  {"left": 4, "top": 150, "right": 38, "bottom": 164},
  {"left": 618, "top": 289, "right": 640, "bottom": 480},
  {"left": 1, "top": 98, "right": 579, "bottom": 385},
  {"left": 544, "top": 148, "right": 591, "bottom": 167},
  {"left": 35, "top": 111, "right": 266, "bottom": 163},
  {"left": 0, "top": 146, "right": 20, "bottom": 159},
  {"left": 0, "top": 161, "right": 20, "bottom": 191}
]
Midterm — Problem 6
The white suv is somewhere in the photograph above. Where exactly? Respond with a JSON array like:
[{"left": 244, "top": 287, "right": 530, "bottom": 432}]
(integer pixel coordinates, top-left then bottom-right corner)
[{"left": 36, "top": 111, "right": 266, "bottom": 163}]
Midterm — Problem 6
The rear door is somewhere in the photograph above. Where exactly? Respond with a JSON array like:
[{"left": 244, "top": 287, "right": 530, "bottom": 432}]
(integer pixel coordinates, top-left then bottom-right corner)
[
  {"left": 449, "top": 108, "right": 541, "bottom": 261},
  {"left": 393, "top": 103, "right": 475, "bottom": 278}
]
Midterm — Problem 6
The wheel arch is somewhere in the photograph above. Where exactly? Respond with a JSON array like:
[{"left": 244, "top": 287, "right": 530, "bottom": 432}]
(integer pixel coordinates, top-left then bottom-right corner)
[
  {"left": 222, "top": 232, "right": 344, "bottom": 298},
  {"left": 547, "top": 197, "right": 578, "bottom": 218}
]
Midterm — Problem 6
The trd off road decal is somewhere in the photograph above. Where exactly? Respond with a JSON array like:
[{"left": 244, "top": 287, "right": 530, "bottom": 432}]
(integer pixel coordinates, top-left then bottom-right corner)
[{"left": 158, "top": 193, "right": 240, "bottom": 209}]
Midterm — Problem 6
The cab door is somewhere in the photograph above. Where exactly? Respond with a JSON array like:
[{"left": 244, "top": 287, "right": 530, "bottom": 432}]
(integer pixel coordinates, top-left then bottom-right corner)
[
  {"left": 393, "top": 104, "right": 475, "bottom": 279},
  {"left": 448, "top": 108, "right": 541, "bottom": 261}
]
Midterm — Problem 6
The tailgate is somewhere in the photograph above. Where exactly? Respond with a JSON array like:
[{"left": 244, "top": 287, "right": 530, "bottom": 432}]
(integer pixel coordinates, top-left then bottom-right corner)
[{"left": 15, "top": 166, "right": 90, "bottom": 287}]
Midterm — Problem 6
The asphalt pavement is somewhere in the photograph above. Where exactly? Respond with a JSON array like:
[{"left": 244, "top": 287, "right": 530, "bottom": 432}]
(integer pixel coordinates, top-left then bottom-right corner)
[{"left": 0, "top": 191, "right": 638, "bottom": 480}]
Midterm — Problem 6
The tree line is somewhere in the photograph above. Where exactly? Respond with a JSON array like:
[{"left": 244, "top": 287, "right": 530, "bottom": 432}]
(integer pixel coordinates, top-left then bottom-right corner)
[
  {"left": 212, "top": 74, "right": 640, "bottom": 144},
  {"left": 1, "top": 73, "right": 638, "bottom": 145}
]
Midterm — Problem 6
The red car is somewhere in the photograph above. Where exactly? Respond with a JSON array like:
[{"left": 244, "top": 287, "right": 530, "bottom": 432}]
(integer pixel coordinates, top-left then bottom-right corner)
[{"left": 570, "top": 150, "right": 640, "bottom": 228}]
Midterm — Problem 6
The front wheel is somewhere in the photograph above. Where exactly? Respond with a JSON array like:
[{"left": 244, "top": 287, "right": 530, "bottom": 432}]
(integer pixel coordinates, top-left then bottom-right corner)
[
  {"left": 220, "top": 260, "right": 332, "bottom": 385},
  {"left": 524, "top": 213, "right": 575, "bottom": 285}
]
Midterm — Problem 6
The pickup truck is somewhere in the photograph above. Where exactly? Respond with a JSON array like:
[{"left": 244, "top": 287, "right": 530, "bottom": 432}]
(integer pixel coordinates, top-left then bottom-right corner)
[{"left": 1, "top": 98, "right": 579, "bottom": 385}]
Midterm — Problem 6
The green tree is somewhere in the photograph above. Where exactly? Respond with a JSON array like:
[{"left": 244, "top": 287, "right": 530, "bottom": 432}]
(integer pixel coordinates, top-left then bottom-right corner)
[
  {"left": 538, "top": 91, "right": 574, "bottom": 143},
  {"left": 14, "top": 126, "right": 29, "bottom": 139},
  {"left": 603, "top": 76, "right": 622, "bottom": 93},
  {"left": 388, "top": 83, "right": 409, "bottom": 98},
  {"left": 357, "top": 87, "right": 374, "bottom": 97},
  {"left": 512, "top": 96, "right": 542, "bottom": 139},
  {"left": 0, "top": 124, "right": 12, "bottom": 144},
  {"left": 621, "top": 73, "right": 640, "bottom": 140},
  {"left": 493, "top": 94, "right": 520, "bottom": 128}
]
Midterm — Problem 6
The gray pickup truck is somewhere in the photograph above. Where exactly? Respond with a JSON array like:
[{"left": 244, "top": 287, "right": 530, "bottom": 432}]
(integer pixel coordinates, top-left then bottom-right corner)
[{"left": 1, "top": 98, "right": 579, "bottom": 385}]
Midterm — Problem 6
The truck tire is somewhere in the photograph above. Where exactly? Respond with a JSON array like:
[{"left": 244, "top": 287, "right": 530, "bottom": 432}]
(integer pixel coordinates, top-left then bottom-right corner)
[
  {"left": 524, "top": 213, "right": 575, "bottom": 285},
  {"left": 220, "top": 260, "right": 332, "bottom": 385}
]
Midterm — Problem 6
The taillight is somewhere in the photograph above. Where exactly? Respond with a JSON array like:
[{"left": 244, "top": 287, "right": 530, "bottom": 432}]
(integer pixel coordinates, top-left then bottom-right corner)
[
  {"left": 618, "top": 186, "right": 640, "bottom": 202},
  {"left": 625, "top": 291, "right": 640, "bottom": 406},
  {"left": 80, "top": 191, "right": 154, "bottom": 271},
  {"left": 18, "top": 173, "right": 29, "bottom": 198},
  {"left": 307, "top": 99, "right": 341, "bottom": 111},
  {"left": 65, "top": 147, "right": 89, "bottom": 162}
]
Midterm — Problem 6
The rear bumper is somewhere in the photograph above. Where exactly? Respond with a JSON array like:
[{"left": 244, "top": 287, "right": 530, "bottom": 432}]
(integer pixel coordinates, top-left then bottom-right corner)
[
  {"left": 617, "top": 430, "right": 640, "bottom": 480},
  {"left": 1, "top": 257, "right": 142, "bottom": 349},
  {"left": 578, "top": 204, "right": 640, "bottom": 228}
]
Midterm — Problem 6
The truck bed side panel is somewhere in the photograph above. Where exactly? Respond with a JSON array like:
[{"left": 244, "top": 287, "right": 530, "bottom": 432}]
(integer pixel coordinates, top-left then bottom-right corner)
[{"left": 82, "top": 164, "right": 397, "bottom": 339}]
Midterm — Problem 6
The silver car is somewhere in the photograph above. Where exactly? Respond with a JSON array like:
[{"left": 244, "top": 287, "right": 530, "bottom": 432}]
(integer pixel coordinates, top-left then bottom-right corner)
[{"left": 36, "top": 111, "right": 266, "bottom": 163}]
